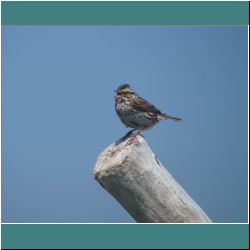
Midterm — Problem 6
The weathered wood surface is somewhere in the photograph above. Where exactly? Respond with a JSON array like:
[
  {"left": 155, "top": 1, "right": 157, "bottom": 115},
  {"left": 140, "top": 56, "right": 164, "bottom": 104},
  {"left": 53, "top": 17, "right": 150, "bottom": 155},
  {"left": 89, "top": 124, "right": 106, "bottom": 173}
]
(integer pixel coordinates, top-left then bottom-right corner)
[{"left": 93, "top": 134, "right": 212, "bottom": 223}]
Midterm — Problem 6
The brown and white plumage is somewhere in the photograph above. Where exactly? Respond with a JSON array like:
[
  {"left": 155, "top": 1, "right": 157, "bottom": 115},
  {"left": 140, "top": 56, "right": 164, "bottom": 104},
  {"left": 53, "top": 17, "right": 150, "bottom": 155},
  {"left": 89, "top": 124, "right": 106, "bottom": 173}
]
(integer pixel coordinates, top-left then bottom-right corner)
[{"left": 114, "top": 84, "right": 181, "bottom": 131}]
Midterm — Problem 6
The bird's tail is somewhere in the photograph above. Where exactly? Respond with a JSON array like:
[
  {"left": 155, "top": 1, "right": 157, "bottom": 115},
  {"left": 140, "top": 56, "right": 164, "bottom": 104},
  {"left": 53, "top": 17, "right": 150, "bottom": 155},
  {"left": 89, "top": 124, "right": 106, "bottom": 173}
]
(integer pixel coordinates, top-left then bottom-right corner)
[
  {"left": 167, "top": 115, "right": 182, "bottom": 122},
  {"left": 159, "top": 113, "right": 182, "bottom": 122}
]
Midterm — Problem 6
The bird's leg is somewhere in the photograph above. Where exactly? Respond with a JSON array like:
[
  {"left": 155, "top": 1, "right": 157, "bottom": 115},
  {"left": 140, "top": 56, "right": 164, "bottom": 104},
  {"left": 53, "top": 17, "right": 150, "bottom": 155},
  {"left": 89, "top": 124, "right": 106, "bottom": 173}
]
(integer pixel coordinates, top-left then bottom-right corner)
[
  {"left": 126, "top": 129, "right": 137, "bottom": 138},
  {"left": 122, "top": 129, "right": 136, "bottom": 141},
  {"left": 133, "top": 129, "right": 142, "bottom": 137},
  {"left": 127, "top": 129, "right": 142, "bottom": 145},
  {"left": 115, "top": 129, "right": 136, "bottom": 145}
]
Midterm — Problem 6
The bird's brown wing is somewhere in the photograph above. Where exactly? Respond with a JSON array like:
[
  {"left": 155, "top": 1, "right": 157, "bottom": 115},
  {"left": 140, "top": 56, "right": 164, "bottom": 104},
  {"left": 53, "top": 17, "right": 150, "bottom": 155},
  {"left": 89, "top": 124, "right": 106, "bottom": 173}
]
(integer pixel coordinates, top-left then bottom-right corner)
[{"left": 131, "top": 95, "right": 163, "bottom": 115}]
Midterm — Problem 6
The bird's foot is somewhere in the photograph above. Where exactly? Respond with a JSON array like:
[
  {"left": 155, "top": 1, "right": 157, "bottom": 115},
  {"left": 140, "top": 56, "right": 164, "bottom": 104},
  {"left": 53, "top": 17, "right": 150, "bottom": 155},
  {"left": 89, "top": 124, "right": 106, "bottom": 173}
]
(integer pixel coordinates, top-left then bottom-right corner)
[
  {"left": 115, "top": 129, "right": 143, "bottom": 146},
  {"left": 115, "top": 129, "right": 136, "bottom": 145},
  {"left": 127, "top": 130, "right": 142, "bottom": 145}
]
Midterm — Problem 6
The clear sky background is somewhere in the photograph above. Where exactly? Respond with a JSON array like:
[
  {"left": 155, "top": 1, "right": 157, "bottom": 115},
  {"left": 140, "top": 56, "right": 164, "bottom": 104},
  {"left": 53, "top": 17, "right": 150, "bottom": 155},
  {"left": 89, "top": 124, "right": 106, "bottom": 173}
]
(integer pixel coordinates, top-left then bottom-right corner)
[{"left": 2, "top": 26, "right": 248, "bottom": 223}]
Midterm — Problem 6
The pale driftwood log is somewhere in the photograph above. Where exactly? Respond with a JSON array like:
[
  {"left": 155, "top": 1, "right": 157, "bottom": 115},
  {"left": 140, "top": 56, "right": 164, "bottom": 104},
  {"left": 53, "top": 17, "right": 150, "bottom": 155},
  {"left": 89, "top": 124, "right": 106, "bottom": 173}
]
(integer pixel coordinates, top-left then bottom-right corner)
[{"left": 93, "top": 134, "right": 212, "bottom": 223}]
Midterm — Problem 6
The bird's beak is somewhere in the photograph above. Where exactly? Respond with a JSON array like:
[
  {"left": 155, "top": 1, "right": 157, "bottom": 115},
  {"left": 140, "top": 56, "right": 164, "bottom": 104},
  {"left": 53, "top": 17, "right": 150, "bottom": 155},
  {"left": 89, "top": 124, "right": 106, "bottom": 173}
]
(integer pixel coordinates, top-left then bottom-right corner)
[{"left": 114, "top": 90, "right": 119, "bottom": 99}]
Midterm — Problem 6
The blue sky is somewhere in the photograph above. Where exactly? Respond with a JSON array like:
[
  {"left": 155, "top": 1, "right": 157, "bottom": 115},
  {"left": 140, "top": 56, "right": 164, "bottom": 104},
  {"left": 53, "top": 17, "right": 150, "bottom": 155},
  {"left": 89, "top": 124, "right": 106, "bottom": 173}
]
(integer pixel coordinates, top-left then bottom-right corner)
[{"left": 2, "top": 26, "right": 248, "bottom": 222}]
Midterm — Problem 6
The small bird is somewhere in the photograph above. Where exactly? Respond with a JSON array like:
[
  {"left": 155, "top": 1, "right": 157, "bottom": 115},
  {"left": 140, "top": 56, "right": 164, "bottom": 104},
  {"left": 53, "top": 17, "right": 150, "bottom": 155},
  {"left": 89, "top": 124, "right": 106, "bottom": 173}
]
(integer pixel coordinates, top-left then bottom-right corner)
[{"left": 114, "top": 84, "right": 181, "bottom": 136}]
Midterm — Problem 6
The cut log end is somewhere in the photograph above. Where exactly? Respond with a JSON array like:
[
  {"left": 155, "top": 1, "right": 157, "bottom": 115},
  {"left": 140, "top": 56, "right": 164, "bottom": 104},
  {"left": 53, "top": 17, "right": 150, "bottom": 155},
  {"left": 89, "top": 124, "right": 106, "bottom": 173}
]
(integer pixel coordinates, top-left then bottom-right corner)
[
  {"left": 93, "top": 134, "right": 212, "bottom": 223},
  {"left": 93, "top": 134, "right": 146, "bottom": 179}
]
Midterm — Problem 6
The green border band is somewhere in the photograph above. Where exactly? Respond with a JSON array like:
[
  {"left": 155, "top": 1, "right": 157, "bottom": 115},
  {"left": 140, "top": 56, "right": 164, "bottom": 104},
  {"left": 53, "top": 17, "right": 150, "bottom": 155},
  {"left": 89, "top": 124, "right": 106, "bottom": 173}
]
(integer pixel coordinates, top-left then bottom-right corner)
[
  {"left": 1, "top": 1, "right": 249, "bottom": 25},
  {"left": 1, "top": 224, "right": 249, "bottom": 249},
  {"left": 1, "top": 1, "right": 249, "bottom": 250}
]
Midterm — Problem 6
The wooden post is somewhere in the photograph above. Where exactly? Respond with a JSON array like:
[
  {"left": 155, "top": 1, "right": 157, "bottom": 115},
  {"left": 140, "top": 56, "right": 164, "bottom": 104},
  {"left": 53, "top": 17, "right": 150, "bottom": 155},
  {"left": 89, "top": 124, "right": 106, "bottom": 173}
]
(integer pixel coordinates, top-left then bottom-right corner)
[{"left": 93, "top": 135, "right": 212, "bottom": 223}]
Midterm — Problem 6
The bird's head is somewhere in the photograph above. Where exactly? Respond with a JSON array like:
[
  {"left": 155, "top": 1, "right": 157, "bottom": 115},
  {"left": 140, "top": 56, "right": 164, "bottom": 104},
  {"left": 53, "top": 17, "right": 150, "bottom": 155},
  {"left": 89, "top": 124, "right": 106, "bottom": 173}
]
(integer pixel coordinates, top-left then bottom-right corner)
[{"left": 114, "top": 84, "right": 135, "bottom": 99}]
